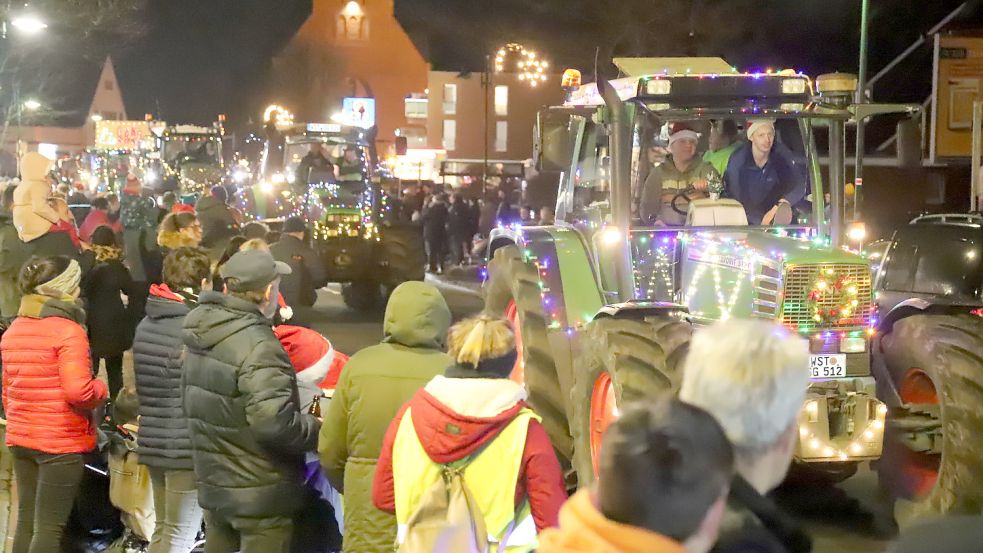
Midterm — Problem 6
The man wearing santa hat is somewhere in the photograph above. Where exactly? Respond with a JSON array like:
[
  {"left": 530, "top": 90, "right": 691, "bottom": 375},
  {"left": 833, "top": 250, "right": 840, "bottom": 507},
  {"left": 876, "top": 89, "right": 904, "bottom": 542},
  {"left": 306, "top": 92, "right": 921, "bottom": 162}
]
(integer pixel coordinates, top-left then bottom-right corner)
[
  {"left": 640, "top": 123, "right": 720, "bottom": 226},
  {"left": 723, "top": 119, "right": 807, "bottom": 225}
]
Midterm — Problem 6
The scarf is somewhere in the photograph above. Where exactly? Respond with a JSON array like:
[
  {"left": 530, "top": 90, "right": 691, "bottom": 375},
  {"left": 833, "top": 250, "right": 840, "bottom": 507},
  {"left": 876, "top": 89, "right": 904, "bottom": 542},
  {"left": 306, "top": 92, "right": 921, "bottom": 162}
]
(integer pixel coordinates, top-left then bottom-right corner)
[
  {"left": 92, "top": 244, "right": 124, "bottom": 263},
  {"left": 35, "top": 259, "right": 81, "bottom": 298},
  {"left": 18, "top": 293, "right": 86, "bottom": 325}
]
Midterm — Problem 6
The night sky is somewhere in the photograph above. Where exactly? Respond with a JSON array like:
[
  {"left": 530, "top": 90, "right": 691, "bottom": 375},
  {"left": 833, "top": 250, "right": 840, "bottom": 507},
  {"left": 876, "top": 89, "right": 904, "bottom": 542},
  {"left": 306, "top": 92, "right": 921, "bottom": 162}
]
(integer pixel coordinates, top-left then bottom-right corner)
[{"left": 105, "top": 0, "right": 979, "bottom": 129}]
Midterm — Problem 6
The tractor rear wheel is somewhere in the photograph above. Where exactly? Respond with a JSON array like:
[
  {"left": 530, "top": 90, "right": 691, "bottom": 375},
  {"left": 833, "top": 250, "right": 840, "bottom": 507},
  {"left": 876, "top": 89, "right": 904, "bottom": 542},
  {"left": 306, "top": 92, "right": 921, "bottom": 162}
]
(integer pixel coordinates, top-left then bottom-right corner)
[
  {"left": 569, "top": 315, "right": 691, "bottom": 486},
  {"left": 378, "top": 222, "right": 426, "bottom": 287},
  {"left": 341, "top": 280, "right": 382, "bottom": 311},
  {"left": 877, "top": 314, "right": 983, "bottom": 527},
  {"left": 483, "top": 245, "right": 573, "bottom": 464}
]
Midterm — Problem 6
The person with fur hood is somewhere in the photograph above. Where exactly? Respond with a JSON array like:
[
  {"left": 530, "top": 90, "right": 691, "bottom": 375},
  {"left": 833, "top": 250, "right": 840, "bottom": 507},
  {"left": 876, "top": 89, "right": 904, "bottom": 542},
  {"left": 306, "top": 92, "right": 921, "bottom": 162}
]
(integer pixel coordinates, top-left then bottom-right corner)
[
  {"left": 156, "top": 211, "right": 202, "bottom": 256},
  {"left": 373, "top": 316, "right": 567, "bottom": 552}
]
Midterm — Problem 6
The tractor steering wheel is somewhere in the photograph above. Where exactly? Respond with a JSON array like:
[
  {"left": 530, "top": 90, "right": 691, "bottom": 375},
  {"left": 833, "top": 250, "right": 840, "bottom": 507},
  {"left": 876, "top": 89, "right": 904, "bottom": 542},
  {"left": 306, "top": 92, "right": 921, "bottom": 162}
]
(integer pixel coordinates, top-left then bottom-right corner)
[{"left": 671, "top": 186, "right": 699, "bottom": 216}]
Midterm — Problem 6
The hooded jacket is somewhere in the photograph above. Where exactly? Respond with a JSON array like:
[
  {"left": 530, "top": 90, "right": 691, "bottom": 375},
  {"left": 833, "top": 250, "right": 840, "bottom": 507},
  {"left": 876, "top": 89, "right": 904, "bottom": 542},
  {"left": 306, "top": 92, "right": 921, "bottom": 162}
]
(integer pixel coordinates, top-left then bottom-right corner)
[
  {"left": 712, "top": 476, "right": 812, "bottom": 553},
  {"left": 537, "top": 490, "right": 687, "bottom": 553},
  {"left": 373, "top": 374, "right": 566, "bottom": 533},
  {"left": 194, "top": 194, "right": 238, "bottom": 249},
  {"left": 1, "top": 294, "right": 108, "bottom": 454},
  {"left": 182, "top": 290, "right": 320, "bottom": 518},
  {"left": 132, "top": 284, "right": 196, "bottom": 470},
  {"left": 318, "top": 281, "right": 453, "bottom": 553},
  {"left": 12, "top": 153, "right": 60, "bottom": 243}
]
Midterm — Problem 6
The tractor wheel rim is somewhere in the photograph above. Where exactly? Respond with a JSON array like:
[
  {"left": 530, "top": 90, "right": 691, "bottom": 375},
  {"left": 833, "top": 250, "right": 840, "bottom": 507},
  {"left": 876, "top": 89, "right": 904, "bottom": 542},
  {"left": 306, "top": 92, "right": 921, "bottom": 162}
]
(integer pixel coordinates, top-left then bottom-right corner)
[
  {"left": 589, "top": 372, "right": 618, "bottom": 478},
  {"left": 505, "top": 300, "right": 525, "bottom": 384},
  {"left": 898, "top": 367, "right": 941, "bottom": 498}
]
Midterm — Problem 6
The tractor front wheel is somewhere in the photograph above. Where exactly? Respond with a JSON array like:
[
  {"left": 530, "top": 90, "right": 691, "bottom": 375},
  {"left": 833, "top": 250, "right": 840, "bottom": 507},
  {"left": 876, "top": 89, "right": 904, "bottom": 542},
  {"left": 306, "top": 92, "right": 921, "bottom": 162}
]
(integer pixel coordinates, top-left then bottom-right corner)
[{"left": 569, "top": 315, "right": 691, "bottom": 486}]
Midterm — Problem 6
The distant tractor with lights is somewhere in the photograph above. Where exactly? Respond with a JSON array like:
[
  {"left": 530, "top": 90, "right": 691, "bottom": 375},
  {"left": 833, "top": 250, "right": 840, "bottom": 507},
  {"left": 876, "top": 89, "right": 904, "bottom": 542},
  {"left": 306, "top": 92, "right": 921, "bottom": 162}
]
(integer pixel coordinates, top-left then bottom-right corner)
[
  {"left": 148, "top": 118, "right": 226, "bottom": 200},
  {"left": 868, "top": 213, "right": 983, "bottom": 526},
  {"left": 482, "top": 58, "right": 919, "bottom": 490},
  {"left": 246, "top": 116, "right": 425, "bottom": 311}
]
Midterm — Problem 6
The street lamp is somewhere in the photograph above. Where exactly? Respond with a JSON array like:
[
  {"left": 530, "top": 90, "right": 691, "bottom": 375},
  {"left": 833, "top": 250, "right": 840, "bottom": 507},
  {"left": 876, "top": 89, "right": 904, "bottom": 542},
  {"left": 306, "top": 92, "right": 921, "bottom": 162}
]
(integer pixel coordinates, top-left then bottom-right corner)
[
  {"left": 9, "top": 14, "right": 47, "bottom": 35},
  {"left": 23, "top": 99, "right": 41, "bottom": 111}
]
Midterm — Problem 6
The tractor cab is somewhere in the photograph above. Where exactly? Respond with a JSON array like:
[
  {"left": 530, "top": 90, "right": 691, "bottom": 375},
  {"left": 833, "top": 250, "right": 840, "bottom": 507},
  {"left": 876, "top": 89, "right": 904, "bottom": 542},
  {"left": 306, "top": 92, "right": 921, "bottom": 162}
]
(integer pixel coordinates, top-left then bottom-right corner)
[{"left": 151, "top": 121, "right": 225, "bottom": 199}]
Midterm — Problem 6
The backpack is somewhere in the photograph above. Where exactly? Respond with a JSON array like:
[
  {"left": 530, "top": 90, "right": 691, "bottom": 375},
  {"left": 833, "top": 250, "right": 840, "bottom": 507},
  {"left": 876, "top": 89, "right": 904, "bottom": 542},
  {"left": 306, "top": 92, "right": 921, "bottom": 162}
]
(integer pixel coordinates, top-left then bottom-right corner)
[{"left": 398, "top": 454, "right": 509, "bottom": 553}]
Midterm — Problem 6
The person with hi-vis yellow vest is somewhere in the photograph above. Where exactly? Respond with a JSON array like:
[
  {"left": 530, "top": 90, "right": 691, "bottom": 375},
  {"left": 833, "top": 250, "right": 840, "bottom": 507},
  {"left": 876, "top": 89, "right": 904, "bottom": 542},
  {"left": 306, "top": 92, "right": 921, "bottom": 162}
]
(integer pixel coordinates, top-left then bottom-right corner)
[{"left": 373, "top": 316, "right": 567, "bottom": 552}]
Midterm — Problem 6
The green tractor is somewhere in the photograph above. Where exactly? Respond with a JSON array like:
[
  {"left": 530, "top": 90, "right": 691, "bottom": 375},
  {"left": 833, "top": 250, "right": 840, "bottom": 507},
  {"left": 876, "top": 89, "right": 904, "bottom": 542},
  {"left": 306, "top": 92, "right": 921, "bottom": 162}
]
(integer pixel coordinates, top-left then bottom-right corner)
[
  {"left": 245, "top": 121, "right": 425, "bottom": 310},
  {"left": 149, "top": 121, "right": 226, "bottom": 201},
  {"left": 482, "top": 58, "right": 918, "bottom": 488}
]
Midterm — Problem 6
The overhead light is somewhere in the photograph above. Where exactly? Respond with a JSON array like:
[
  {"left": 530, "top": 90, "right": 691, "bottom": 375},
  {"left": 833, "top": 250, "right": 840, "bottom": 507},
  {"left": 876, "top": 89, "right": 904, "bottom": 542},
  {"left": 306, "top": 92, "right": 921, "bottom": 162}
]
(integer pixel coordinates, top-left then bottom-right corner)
[
  {"left": 23, "top": 99, "right": 41, "bottom": 111},
  {"left": 90, "top": 113, "right": 103, "bottom": 122},
  {"left": 10, "top": 14, "right": 47, "bottom": 35}
]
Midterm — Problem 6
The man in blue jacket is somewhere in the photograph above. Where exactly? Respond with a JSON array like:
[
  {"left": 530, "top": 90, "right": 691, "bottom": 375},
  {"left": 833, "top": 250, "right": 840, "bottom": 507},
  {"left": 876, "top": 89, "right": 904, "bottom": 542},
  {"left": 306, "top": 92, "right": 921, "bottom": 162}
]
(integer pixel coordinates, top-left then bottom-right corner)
[{"left": 723, "top": 119, "right": 807, "bottom": 225}]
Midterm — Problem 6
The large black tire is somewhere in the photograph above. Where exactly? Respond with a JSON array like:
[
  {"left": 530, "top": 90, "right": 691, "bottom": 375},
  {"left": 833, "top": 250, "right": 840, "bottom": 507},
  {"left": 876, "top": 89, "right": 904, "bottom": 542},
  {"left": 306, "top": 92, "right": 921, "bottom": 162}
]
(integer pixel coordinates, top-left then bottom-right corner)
[
  {"left": 877, "top": 314, "right": 983, "bottom": 526},
  {"left": 483, "top": 245, "right": 573, "bottom": 463},
  {"left": 378, "top": 222, "right": 426, "bottom": 287},
  {"left": 341, "top": 280, "right": 382, "bottom": 311},
  {"left": 569, "top": 315, "right": 691, "bottom": 486}
]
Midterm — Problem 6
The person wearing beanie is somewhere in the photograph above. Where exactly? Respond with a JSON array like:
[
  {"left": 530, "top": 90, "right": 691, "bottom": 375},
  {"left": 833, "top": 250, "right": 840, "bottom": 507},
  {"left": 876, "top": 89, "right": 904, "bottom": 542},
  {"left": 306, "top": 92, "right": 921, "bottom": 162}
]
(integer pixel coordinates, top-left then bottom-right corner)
[
  {"left": 1, "top": 255, "right": 108, "bottom": 552},
  {"left": 373, "top": 316, "right": 567, "bottom": 552},
  {"left": 270, "top": 216, "right": 326, "bottom": 311},
  {"left": 537, "top": 398, "right": 734, "bottom": 553},
  {"left": 319, "top": 281, "right": 454, "bottom": 553},
  {"left": 640, "top": 123, "right": 720, "bottom": 225},
  {"left": 194, "top": 184, "right": 240, "bottom": 259},
  {"left": 722, "top": 118, "right": 807, "bottom": 225},
  {"left": 132, "top": 246, "right": 211, "bottom": 553}
]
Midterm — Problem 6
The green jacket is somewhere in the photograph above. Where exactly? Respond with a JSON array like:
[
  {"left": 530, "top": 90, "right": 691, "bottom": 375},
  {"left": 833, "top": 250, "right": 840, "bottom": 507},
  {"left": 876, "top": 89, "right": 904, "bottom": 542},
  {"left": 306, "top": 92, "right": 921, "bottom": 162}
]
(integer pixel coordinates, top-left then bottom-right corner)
[
  {"left": 319, "top": 281, "right": 453, "bottom": 553},
  {"left": 0, "top": 209, "right": 29, "bottom": 317},
  {"left": 182, "top": 291, "right": 320, "bottom": 518},
  {"left": 703, "top": 142, "right": 740, "bottom": 176}
]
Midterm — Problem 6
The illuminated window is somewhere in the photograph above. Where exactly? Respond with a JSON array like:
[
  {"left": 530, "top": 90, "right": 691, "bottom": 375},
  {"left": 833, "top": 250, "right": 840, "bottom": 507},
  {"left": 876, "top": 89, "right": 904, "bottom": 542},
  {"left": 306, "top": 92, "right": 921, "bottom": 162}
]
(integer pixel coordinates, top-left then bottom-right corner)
[
  {"left": 494, "top": 85, "right": 508, "bottom": 116},
  {"left": 442, "top": 84, "right": 457, "bottom": 115},
  {"left": 495, "top": 121, "right": 507, "bottom": 152},
  {"left": 443, "top": 120, "right": 456, "bottom": 151},
  {"left": 336, "top": 1, "right": 368, "bottom": 41}
]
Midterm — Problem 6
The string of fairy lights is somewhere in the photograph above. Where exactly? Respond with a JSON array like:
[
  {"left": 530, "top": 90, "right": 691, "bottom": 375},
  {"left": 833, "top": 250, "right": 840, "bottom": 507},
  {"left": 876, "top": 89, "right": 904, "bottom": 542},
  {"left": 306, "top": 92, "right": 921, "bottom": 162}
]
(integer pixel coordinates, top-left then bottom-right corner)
[{"left": 494, "top": 43, "right": 550, "bottom": 86}]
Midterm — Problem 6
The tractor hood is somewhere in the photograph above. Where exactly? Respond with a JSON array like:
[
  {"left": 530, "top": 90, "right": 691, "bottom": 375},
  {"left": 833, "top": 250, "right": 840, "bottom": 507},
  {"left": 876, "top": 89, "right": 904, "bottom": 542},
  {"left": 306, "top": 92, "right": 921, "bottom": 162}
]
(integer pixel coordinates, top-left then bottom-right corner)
[{"left": 735, "top": 231, "right": 869, "bottom": 266}]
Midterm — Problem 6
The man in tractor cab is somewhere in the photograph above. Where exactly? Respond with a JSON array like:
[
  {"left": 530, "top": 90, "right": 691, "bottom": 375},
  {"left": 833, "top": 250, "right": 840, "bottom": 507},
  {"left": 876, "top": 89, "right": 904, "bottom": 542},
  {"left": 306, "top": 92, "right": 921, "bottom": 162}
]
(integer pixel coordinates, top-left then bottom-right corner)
[
  {"left": 723, "top": 119, "right": 806, "bottom": 226},
  {"left": 639, "top": 123, "right": 719, "bottom": 226},
  {"left": 680, "top": 320, "right": 812, "bottom": 553},
  {"left": 297, "top": 143, "right": 334, "bottom": 185},
  {"left": 337, "top": 145, "right": 364, "bottom": 182}
]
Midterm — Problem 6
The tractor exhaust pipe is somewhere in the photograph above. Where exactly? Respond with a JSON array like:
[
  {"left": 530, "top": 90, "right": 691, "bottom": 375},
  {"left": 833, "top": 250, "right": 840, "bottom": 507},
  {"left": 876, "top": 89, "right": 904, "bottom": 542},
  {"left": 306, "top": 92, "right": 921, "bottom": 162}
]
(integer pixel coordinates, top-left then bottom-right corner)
[{"left": 598, "top": 78, "right": 636, "bottom": 302}]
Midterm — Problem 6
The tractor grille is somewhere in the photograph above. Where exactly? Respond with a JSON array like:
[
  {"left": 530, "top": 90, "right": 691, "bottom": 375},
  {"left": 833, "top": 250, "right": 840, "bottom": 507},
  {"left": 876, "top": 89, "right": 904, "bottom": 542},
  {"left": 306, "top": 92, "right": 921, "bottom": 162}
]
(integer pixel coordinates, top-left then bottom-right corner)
[{"left": 781, "top": 264, "right": 872, "bottom": 330}]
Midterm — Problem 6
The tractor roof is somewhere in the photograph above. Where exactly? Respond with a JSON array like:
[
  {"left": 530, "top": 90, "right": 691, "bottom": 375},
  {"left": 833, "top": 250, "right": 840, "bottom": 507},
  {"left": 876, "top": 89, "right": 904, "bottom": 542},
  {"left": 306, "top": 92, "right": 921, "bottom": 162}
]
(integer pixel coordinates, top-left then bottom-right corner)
[{"left": 280, "top": 122, "right": 371, "bottom": 145}]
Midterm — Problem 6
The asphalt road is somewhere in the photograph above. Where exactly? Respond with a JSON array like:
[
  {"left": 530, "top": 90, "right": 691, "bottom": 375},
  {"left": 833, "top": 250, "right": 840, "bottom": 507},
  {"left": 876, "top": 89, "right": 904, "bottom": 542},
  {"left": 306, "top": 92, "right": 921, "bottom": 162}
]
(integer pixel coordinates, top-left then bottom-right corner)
[{"left": 306, "top": 276, "right": 897, "bottom": 553}]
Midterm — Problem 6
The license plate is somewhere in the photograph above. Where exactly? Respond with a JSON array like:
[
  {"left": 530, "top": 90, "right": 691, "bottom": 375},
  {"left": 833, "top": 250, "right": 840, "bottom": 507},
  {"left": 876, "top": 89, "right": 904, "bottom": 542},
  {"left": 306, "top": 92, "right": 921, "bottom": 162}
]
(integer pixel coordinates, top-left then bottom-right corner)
[{"left": 810, "top": 354, "right": 847, "bottom": 379}]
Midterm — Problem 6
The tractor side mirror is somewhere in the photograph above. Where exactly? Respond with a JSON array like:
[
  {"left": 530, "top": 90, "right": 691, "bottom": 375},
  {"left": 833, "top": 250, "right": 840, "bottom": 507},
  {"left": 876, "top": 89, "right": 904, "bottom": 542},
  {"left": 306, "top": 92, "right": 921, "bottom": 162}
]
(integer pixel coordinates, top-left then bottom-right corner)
[{"left": 535, "top": 110, "right": 575, "bottom": 172}]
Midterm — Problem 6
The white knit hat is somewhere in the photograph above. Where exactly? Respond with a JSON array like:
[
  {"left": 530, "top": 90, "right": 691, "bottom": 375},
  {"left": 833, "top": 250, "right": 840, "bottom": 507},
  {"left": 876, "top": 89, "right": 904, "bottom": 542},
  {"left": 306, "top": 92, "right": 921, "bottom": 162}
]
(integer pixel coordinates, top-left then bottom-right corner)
[{"left": 746, "top": 119, "right": 776, "bottom": 140}]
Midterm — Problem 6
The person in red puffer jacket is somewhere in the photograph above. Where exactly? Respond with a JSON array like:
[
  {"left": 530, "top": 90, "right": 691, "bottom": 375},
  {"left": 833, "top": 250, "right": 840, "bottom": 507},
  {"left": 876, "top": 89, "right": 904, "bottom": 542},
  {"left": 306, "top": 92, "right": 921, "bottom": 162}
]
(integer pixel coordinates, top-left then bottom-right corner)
[
  {"left": 1, "top": 255, "right": 108, "bottom": 553},
  {"left": 373, "top": 316, "right": 567, "bottom": 551}
]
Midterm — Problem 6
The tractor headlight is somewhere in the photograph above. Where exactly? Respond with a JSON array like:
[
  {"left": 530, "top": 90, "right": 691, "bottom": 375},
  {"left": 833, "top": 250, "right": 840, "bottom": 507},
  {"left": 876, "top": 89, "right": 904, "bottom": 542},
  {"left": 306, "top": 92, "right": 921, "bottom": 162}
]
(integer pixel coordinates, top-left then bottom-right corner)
[
  {"left": 645, "top": 79, "right": 671, "bottom": 95},
  {"left": 259, "top": 180, "right": 273, "bottom": 194},
  {"left": 840, "top": 335, "right": 866, "bottom": 353},
  {"left": 286, "top": 172, "right": 296, "bottom": 184},
  {"left": 782, "top": 78, "right": 807, "bottom": 94},
  {"left": 271, "top": 173, "right": 286, "bottom": 184},
  {"left": 233, "top": 169, "right": 248, "bottom": 183},
  {"left": 144, "top": 169, "right": 158, "bottom": 183}
]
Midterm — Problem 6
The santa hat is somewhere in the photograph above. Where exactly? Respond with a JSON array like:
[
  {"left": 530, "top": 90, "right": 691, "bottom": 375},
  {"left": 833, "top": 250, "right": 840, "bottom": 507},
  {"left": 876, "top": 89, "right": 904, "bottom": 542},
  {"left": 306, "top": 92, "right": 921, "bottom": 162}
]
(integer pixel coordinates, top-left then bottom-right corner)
[
  {"left": 274, "top": 325, "right": 346, "bottom": 394},
  {"left": 172, "top": 203, "right": 196, "bottom": 214},
  {"left": 667, "top": 122, "right": 699, "bottom": 147},
  {"left": 746, "top": 118, "right": 776, "bottom": 140}
]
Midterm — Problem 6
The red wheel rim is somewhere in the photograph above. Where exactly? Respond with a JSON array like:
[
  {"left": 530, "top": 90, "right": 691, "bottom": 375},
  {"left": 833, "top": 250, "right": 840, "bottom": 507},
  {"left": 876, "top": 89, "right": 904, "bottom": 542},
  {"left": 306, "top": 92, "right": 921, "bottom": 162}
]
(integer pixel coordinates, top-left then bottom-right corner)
[
  {"left": 589, "top": 372, "right": 619, "bottom": 478},
  {"left": 505, "top": 300, "right": 525, "bottom": 384},
  {"left": 897, "top": 368, "right": 940, "bottom": 498}
]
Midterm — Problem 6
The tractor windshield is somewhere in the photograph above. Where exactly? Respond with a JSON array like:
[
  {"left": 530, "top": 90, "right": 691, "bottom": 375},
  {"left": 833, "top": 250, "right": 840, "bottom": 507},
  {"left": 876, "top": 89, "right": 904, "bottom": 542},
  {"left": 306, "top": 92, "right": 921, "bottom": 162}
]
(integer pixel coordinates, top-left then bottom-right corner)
[
  {"left": 162, "top": 136, "right": 221, "bottom": 166},
  {"left": 284, "top": 139, "right": 368, "bottom": 186}
]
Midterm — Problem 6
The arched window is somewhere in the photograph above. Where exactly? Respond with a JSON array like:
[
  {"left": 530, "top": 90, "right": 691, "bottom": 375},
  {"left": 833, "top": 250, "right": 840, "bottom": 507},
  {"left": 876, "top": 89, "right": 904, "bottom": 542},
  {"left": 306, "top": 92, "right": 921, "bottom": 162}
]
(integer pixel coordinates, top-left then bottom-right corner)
[{"left": 337, "top": 1, "right": 368, "bottom": 41}]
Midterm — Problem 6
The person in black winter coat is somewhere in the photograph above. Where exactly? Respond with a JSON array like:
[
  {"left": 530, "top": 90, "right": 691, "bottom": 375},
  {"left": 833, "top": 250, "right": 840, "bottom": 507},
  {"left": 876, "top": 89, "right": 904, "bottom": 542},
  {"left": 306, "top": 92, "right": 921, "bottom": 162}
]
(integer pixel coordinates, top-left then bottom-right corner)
[
  {"left": 446, "top": 193, "right": 472, "bottom": 266},
  {"left": 421, "top": 193, "right": 449, "bottom": 274},
  {"left": 183, "top": 250, "right": 320, "bottom": 553},
  {"left": 132, "top": 246, "right": 212, "bottom": 553},
  {"left": 270, "top": 216, "right": 326, "bottom": 309},
  {"left": 81, "top": 225, "right": 136, "bottom": 401}
]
